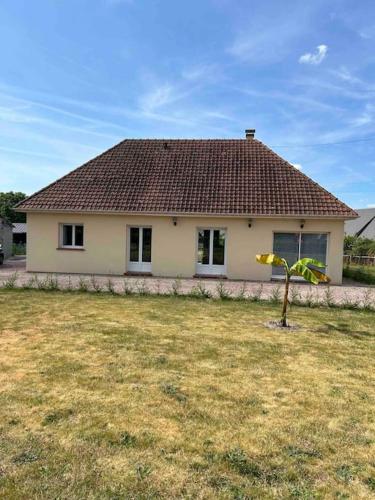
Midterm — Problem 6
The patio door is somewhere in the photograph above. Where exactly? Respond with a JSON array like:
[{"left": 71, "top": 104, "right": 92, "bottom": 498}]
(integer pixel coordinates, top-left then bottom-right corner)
[
  {"left": 128, "top": 227, "right": 152, "bottom": 273},
  {"left": 196, "top": 229, "right": 226, "bottom": 276}
]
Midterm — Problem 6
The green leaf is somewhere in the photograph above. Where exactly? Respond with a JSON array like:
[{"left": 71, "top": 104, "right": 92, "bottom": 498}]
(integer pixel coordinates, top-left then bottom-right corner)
[
  {"left": 256, "top": 254, "right": 286, "bottom": 267},
  {"left": 295, "top": 257, "right": 326, "bottom": 269},
  {"left": 291, "top": 263, "right": 320, "bottom": 285}
]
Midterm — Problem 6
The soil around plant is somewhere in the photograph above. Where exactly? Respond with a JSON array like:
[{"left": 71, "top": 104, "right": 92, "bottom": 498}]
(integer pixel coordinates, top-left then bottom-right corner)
[{"left": 265, "top": 320, "right": 300, "bottom": 330}]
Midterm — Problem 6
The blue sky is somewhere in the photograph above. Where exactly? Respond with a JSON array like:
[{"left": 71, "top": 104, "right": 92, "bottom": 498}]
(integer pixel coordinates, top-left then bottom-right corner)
[{"left": 0, "top": 0, "right": 374, "bottom": 208}]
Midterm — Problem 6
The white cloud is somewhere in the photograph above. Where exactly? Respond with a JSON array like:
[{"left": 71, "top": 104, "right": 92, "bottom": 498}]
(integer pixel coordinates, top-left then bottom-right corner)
[
  {"left": 292, "top": 163, "right": 302, "bottom": 170},
  {"left": 227, "top": 3, "right": 321, "bottom": 64},
  {"left": 333, "top": 66, "right": 361, "bottom": 85},
  {"left": 359, "top": 25, "right": 375, "bottom": 39},
  {"left": 228, "top": 23, "right": 298, "bottom": 63},
  {"left": 181, "top": 64, "right": 218, "bottom": 82},
  {"left": 367, "top": 204, "right": 375, "bottom": 208},
  {"left": 299, "top": 45, "right": 328, "bottom": 65},
  {"left": 350, "top": 103, "right": 375, "bottom": 127},
  {"left": 139, "top": 84, "right": 176, "bottom": 113}
]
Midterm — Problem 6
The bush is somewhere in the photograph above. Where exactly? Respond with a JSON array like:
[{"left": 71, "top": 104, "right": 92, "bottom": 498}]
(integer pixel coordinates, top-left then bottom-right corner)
[
  {"left": 343, "top": 265, "right": 375, "bottom": 285},
  {"left": 12, "top": 243, "right": 26, "bottom": 255},
  {"left": 236, "top": 282, "right": 247, "bottom": 300},
  {"left": 35, "top": 274, "right": 59, "bottom": 291},
  {"left": 90, "top": 275, "right": 102, "bottom": 292},
  {"left": 216, "top": 280, "right": 231, "bottom": 299},
  {"left": 303, "top": 286, "right": 317, "bottom": 308},
  {"left": 344, "top": 235, "right": 375, "bottom": 256},
  {"left": 78, "top": 277, "right": 89, "bottom": 292},
  {"left": 65, "top": 276, "right": 73, "bottom": 291},
  {"left": 323, "top": 286, "right": 335, "bottom": 307},
  {"left": 170, "top": 277, "right": 182, "bottom": 296},
  {"left": 106, "top": 278, "right": 116, "bottom": 294},
  {"left": 269, "top": 284, "right": 281, "bottom": 304},
  {"left": 135, "top": 279, "right": 150, "bottom": 295},
  {"left": 362, "top": 289, "right": 374, "bottom": 310},
  {"left": 2, "top": 272, "right": 18, "bottom": 289},
  {"left": 122, "top": 279, "right": 134, "bottom": 295},
  {"left": 22, "top": 274, "right": 39, "bottom": 290},
  {"left": 341, "top": 293, "right": 360, "bottom": 310},
  {"left": 249, "top": 284, "right": 263, "bottom": 302},
  {"left": 190, "top": 282, "right": 212, "bottom": 299},
  {"left": 289, "top": 285, "right": 301, "bottom": 305}
]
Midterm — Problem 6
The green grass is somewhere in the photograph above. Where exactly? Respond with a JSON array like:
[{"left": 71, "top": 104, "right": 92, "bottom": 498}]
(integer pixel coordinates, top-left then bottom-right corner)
[
  {"left": 0, "top": 290, "right": 374, "bottom": 499},
  {"left": 343, "top": 264, "right": 375, "bottom": 285},
  {"left": 11, "top": 243, "right": 26, "bottom": 256}
]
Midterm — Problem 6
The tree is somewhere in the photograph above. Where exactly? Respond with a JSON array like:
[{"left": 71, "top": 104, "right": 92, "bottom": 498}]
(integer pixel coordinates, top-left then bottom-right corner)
[
  {"left": 344, "top": 235, "right": 375, "bottom": 257},
  {"left": 0, "top": 192, "right": 27, "bottom": 223},
  {"left": 256, "top": 254, "right": 330, "bottom": 327}
]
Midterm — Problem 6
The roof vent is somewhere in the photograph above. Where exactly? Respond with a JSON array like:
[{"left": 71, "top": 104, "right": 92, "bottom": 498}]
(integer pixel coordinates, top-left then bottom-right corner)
[
  {"left": 245, "top": 129, "right": 255, "bottom": 139},
  {"left": 163, "top": 142, "right": 169, "bottom": 150}
]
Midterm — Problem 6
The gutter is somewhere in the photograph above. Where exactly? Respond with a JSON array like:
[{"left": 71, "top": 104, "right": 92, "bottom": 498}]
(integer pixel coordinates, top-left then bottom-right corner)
[{"left": 14, "top": 208, "right": 358, "bottom": 220}]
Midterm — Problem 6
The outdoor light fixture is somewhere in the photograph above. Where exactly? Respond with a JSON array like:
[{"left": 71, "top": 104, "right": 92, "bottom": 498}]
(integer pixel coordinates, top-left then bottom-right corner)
[
  {"left": 172, "top": 217, "right": 177, "bottom": 226},
  {"left": 248, "top": 218, "right": 253, "bottom": 228},
  {"left": 300, "top": 219, "right": 305, "bottom": 229}
]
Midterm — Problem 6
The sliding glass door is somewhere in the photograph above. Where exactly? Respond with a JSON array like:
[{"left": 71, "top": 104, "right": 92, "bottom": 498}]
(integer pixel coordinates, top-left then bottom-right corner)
[
  {"left": 128, "top": 227, "right": 152, "bottom": 273},
  {"left": 273, "top": 233, "right": 327, "bottom": 276},
  {"left": 196, "top": 229, "right": 226, "bottom": 275}
]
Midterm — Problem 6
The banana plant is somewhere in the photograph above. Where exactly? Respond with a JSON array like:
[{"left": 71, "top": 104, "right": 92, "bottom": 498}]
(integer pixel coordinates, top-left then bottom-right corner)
[{"left": 256, "top": 254, "right": 330, "bottom": 327}]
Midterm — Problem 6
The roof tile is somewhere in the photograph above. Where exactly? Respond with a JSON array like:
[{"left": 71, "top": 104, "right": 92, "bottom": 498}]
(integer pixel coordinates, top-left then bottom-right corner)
[{"left": 16, "top": 139, "right": 357, "bottom": 218}]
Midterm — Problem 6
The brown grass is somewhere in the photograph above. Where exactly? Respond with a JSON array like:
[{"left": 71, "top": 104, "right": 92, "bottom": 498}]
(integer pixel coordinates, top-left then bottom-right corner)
[{"left": 0, "top": 290, "right": 374, "bottom": 498}]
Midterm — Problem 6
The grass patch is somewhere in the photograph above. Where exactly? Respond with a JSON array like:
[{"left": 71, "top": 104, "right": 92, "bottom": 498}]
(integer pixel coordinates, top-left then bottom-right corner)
[
  {"left": 0, "top": 290, "right": 374, "bottom": 498},
  {"left": 343, "top": 264, "right": 375, "bottom": 285}
]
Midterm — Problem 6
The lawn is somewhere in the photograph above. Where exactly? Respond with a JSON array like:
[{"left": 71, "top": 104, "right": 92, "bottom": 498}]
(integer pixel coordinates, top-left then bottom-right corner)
[
  {"left": 343, "top": 264, "right": 375, "bottom": 285},
  {"left": 0, "top": 290, "right": 374, "bottom": 499}
]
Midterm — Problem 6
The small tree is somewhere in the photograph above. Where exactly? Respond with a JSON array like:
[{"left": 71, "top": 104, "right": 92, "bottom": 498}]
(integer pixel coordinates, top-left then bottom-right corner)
[
  {"left": 0, "top": 191, "right": 27, "bottom": 223},
  {"left": 256, "top": 254, "right": 330, "bottom": 327}
]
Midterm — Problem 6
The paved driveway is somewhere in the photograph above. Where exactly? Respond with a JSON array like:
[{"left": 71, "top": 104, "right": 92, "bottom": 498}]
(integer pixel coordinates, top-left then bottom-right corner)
[{"left": 0, "top": 257, "right": 373, "bottom": 307}]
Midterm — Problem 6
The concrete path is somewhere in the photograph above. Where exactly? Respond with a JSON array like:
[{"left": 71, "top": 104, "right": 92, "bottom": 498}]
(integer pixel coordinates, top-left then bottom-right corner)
[{"left": 0, "top": 257, "right": 374, "bottom": 308}]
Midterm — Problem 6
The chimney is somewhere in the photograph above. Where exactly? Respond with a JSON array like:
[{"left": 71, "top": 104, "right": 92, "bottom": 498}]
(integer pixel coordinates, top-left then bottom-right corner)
[{"left": 245, "top": 129, "right": 255, "bottom": 139}]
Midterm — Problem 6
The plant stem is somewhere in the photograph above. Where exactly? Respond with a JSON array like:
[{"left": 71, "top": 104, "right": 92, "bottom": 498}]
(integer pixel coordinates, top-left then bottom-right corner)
[{"left": 281, "top": 273, "right": 290, "bottom": 327}]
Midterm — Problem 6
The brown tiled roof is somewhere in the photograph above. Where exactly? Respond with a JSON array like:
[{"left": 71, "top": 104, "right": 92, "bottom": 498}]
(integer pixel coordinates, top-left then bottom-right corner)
[{"left": 16, "top": 139, "right": 357, "bottom": 218}]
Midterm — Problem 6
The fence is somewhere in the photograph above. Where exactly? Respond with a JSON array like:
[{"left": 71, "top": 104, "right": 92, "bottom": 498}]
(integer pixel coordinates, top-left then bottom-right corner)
[{"left": 344, "top": 255, "right": 375, "bottom": 266}]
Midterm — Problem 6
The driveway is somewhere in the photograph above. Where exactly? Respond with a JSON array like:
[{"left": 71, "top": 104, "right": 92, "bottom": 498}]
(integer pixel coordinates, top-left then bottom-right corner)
[{"left": 0, "top": 257, "right": 373, "bottom": 307}]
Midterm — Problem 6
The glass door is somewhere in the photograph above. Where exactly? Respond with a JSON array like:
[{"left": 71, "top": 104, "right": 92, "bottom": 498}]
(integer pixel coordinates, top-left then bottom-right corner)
[
  {"left": 128, "top": 227, "right": 152, "bottom": 273},
  {"left": 196, "top": 229, "right": 226, "bottom": 275}
]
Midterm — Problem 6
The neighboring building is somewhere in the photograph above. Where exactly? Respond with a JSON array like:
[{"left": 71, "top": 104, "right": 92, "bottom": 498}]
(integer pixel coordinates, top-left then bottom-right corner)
[
  {"left": 345, "top": 208, "right": 375, "bottom": 239},
  {"left": 16, "top": 131, "right": 357, "bottom": 284},
  {"left": 0, "top": 218, "right": 13, "bottom": 259},
  {"left": 12, "top": 222, "right": 27, "bottom": 245}
]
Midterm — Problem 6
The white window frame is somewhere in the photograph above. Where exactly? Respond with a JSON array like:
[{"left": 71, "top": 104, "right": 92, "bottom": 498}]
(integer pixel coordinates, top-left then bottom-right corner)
[
  {"left": 59, "top": 223, "right": 84, "bottom": 249},
  {"left": 272, "top": 231, "right": 329, "bottom": 280},
  {"left": 127, "top": 226, "right": 152, "bottom": 273},
  {"left": 196, "top": 228, "right": 227, "bottom": 276}
]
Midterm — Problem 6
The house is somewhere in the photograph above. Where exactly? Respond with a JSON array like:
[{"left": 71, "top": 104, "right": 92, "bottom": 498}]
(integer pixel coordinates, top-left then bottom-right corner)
[
  {"left": 345, "top": 208, "right": 375, "bottom": 239},
  {"left": 0, "top": 218, "right": 14, "bottom": 260},
  {"left": 16, "top": 130, "right": 357, "bottom": 284},
  {"left": 12, "top": 222, "right": 27, "bottom": 245}
]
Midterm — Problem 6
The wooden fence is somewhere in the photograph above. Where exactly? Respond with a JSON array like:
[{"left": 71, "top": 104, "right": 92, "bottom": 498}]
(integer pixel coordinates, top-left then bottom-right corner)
[{"left": 343, "top": 255, "right": 375, "bottom": 266}]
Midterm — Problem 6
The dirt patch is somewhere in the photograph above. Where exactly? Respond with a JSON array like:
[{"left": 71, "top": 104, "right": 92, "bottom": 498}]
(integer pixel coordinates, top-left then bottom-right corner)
[{"left": 265, "top": 320, "right": 300, "bottom": 330}]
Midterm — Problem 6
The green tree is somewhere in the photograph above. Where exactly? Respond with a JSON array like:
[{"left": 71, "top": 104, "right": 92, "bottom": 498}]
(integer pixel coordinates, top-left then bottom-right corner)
[
  {"left": 0, "top": 192, "right": 27, "bottom": 223},
  {"left": 344, "top": 235, "right": 375, "bottom": 256},
  {"left": 256, "top": 254, "right": 330, "bottom": 327}
]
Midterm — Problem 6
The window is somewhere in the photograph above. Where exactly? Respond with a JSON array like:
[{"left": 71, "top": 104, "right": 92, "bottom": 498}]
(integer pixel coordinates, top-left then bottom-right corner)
[
  {"left": 60, "top": 224, "right": 84, "bottom": 248},
  {"left": 273, "top": 233, "right": 327, "bottom": 276}
]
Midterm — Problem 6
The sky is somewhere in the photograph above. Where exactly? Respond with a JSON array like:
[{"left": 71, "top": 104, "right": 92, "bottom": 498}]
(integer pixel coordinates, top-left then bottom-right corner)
[{"left": 0, "top": 0, "right": 374, "bottom": 209}]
